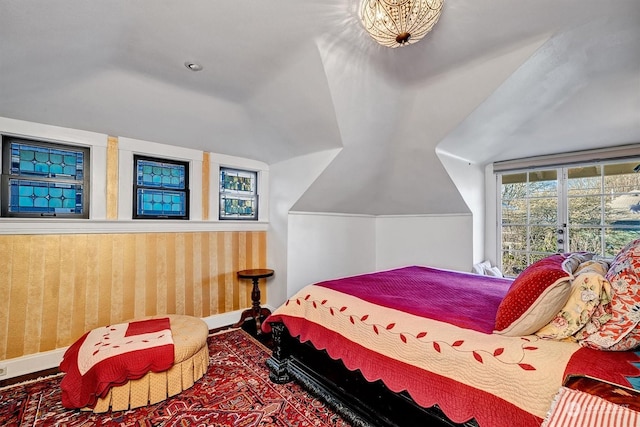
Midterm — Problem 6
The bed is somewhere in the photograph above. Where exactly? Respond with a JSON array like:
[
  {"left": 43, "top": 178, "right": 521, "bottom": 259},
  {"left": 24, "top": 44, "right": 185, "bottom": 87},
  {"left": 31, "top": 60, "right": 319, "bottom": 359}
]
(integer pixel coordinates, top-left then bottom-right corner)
[{"left": 263, "top": 242, "right": 640, "bottom": 427}]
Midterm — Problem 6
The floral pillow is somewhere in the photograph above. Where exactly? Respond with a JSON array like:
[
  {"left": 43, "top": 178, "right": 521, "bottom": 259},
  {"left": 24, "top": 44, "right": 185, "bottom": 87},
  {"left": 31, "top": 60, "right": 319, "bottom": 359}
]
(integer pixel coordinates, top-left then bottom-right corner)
[
  {"left": 535, "top": 262, "right": 611, "bottom": 340},
  {"left": 494, "top": 253, "right": 587, "bottom": 336},
  {"left": 579, "top": 239, "right": 640, "bottom": 351}
]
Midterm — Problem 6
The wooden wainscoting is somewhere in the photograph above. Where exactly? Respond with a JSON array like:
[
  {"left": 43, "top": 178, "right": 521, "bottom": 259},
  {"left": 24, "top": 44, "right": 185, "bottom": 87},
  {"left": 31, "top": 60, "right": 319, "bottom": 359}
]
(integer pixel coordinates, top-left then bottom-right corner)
[{"left": 0, "top": 230, "right": 266, "bottom": 360}]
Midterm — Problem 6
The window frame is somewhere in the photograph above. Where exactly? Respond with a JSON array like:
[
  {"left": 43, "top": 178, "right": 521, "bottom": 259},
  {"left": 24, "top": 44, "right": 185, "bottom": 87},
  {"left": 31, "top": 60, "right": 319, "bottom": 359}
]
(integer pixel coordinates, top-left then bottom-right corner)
[
  {"left": 1, "top": 135, "right": 90, "bottom": 219},
  {"left": 497, "top": 156, "right": 640, "bottom": 276},
  {"left": 218, "top": 167, "right": 259, "bottom": 221},
  {"left": 132, "top": 154, "right": 190, "bottom": 220}
]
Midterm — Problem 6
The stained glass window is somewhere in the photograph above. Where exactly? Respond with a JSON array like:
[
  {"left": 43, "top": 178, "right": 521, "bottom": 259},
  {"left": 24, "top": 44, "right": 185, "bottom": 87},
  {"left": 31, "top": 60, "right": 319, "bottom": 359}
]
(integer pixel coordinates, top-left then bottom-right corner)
[
  {"left": 1, "top": 136, "right": 89, "bottom": 218},
  {"left": 219, "top": 168, "right": 258, "bottom": 220},
  {"left": 133, "top": 155, "right": 189, "bottom": 219}
]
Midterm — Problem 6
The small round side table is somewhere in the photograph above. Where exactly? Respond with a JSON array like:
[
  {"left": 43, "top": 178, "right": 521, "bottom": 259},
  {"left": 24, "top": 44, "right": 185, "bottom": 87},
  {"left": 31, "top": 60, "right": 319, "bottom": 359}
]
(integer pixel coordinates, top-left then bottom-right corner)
[{"left": 232, "top": 268, "right": 274, "bottom": 334}]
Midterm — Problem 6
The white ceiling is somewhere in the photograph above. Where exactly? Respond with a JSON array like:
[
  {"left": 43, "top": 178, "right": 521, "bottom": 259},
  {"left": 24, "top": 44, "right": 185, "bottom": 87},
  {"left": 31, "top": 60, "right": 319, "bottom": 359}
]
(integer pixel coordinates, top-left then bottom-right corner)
[{"left": 1, "top": 0, "right": 639, "bottom": 215}]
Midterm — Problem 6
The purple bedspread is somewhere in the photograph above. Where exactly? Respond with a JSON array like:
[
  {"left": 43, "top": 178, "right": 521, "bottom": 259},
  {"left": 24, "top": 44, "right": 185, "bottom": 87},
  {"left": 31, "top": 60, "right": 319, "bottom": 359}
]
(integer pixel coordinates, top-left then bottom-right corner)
[{"left": 315, "top": 265, "right": 514, "bottom": 334}]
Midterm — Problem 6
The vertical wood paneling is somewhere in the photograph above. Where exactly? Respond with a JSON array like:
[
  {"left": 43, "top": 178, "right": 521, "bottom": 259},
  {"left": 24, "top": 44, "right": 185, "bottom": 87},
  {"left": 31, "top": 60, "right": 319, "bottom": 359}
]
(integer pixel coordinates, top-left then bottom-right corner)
[
  {"left": 97, "top": 235, "right": 113, "bottom": 327},
  {"left": 110, "top": 234, "right": 124, "bottom": 323},
  {"left": 7, "top": 237, "right": 29, "bottom": 358},
  {"left": 57, "top": 234, "right": 76, "bottom": 348},
  {"left": 165, "top": 233, "right": 177, "bottom": 315},
  {"left": 24, "top": 236, "right": 45, "bottom": 355},
  {"left": 216, "top": 232, "right": 226, "bottom": 313},
  {"left": 224, "top": 232, "right": 235, "bottom": 312},
  {"left": 175, "top": 233, "right": 186, "bottom": 315},
  {"left": 121, "top": 234, "right": 136, "bottom": 321},
  {"left": 145, "top": 234, "right": 157, "bottom": 316},
  {"left": 106, "top": 136, "right": 119, "bottom": 219},
  {"left": 202, "top": 153, "right": 210, "bottom": 221},
  {"left": 41, "top": 236, "right": 61, "bottom": 352},
  {"left": 70, "top": 235, "right": 87, "bottom": 343},
  {"left": 155, "top": 233, "right": 168, "bottom": 315},
  {"left": 183, "top": 233, "right": 194, "bottom": 315},
  {"left": 201, "top": 232, "right": 211, "bottom": 317},
  {"left": 259, "top": 232, "right": 267, "bottom": 300},
  {"left": 0, "top": 237, "right": 13, "bottom": 357},
  {"left": 134, "top": 234, "right": 146, "bottom": 318},
  {"left": 192, "top": 233, "right": 202, "bottom": 317},
  {"left": 0, "top": 230, "right": 267, "bottom": 360},
  {"left": 238, "top": 232, "right": 247, "bottom": 305},
  {"left": 84, "top": 235, "right": 99, "bottom": 331}
]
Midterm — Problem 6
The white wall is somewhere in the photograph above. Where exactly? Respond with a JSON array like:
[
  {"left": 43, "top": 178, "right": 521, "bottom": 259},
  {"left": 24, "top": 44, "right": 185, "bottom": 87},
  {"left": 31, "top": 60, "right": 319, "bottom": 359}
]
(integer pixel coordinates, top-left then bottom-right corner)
[
  {"left": 436, "top": 150, "right": 486, "bottom": 264},
  {"left": 284, "top": 212, "right": 474, "bottom": 302},
  {"left": 376, "top": 214, "right": 473, "bottom": 272},
  {"left": 267, "top": 149, "right": 341, "bottom": 307},
  {"left": 286, "top": 212, "right": 377, "bottom": 298}
]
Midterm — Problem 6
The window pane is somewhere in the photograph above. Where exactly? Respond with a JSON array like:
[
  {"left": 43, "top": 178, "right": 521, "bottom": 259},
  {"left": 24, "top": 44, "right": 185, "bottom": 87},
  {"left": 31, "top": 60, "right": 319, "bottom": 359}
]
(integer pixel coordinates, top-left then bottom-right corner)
[
  {"left": 569, "top": 196, "right": 602, "bottom": 225},
  {"left": 221, "top": 195, "right": 256, "bottom": 217},
  {"left": 529, "top": 252, "right": 552, "bottom": 265},
  {"left": 605, "top": 196, "right": 640, "bottom": 226},
  {"left": 501, "top": 197, "right": 527, "bottom": 224},
  {"left": 501, "top": 225, "right": 526, "bottom": 251},
  {"left": 219, "top": 168, "right": 258, "bottom": 220},
  {"left": 569, "top": 227, "right": 602, "bottom": 254},
  {"left": 529, "top": 226, "right": 557, "bottom": 252},
  {"left": 568, "top": 166, "right": 601, "bottom": 196},
  {"left": 605, "top": 228, "right": 640, "bottom": 257},
  {"left": 2, "top": 137, "right": 89, "bottom": 218},
  {"left": 136, "top": 189, "right": 187, "bottom": 217},
  {"left": 136, "top": 159, "right": 185, "bottom": 189},
  {"left": 8, "top": 179, "right": 83, "bottom": 215},
  {"left": 528, "top": 170, "right": 557, "bottom": 197},
  {"left": 501, "top": 251, "right": 527, "bottom": 277},
  {"left": 603, "top": 161, "right": 640, "bottom": 228},
  {"left": 529, "top": 198, "right": 557, "bottom": 224},
  {"left": 604, "top": 162, "right": 640, "bottom": 194},
  {"left": 220, "top": 168, "right": 257, "bottom": 194},
  {"left": 133, "top": 155, "right": 189, "bottom": 220},
  {"left": 11, "top": 142, "right": 85, "bottom": 179}
]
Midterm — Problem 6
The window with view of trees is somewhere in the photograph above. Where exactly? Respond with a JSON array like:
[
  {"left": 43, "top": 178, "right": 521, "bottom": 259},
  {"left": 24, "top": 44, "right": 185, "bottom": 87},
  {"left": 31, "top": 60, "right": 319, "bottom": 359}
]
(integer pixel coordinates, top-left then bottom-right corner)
[{"left": 499, "top": 160, "right": 640, "bottom": 277}]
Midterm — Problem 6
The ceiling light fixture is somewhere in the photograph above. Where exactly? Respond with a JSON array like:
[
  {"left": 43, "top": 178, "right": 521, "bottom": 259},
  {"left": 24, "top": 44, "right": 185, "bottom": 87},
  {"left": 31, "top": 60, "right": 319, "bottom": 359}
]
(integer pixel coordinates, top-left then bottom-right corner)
[
  {"left": 360, "top": 0, "right": 444, "bottom": 48},
  {"left": 184, "top": 61, "right": 203, "bottom": 71}
]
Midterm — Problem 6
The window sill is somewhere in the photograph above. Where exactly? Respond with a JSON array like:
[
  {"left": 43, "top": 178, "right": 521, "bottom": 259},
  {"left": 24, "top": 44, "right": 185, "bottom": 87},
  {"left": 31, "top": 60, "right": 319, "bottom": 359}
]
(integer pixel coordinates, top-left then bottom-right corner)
[{"left": 0, "top": 219, "right": 269, "bottom": 235}]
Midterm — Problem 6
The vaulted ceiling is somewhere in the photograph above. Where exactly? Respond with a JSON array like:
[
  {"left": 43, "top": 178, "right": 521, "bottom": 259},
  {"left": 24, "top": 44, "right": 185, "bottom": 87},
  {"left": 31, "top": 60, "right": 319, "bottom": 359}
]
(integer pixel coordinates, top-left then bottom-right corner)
[{"left": 1, "top": 0, "right": 639, "bottom": 215}]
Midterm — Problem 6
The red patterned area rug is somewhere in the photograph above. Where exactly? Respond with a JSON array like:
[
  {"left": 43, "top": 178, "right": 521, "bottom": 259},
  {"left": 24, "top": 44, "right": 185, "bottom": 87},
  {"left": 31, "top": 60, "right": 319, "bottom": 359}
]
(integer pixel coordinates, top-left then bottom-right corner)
[{"left": 0, "top": 328, "right": 351, "bottom": 426}]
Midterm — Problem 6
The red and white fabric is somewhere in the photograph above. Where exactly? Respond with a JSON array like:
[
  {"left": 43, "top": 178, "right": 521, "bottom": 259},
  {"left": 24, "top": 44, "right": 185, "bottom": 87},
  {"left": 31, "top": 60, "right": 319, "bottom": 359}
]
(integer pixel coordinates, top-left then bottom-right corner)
[
  {"left": 60, "top": 317, "right": 174, "bottom": 409},
  {"left": 543, "top": 386, "right": 639, "bottom": 427}
]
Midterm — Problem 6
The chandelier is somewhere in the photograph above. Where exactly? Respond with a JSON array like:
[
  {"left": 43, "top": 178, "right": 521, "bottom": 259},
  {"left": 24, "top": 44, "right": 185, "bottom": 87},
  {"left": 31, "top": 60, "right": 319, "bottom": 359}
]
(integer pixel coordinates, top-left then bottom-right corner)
[{"left": 360, "top": 0, "right": 444, "bottom": 48}]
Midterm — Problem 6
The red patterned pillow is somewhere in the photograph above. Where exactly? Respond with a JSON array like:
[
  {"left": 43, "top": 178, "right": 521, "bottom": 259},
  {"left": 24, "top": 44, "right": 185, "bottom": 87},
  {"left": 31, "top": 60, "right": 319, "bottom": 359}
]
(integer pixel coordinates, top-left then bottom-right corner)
[
  {"left": 494, "top": 254, "right": 573, "bottom": 336},
  {"left": 580, "top": 239, "right": 640, "bottom": 351}
]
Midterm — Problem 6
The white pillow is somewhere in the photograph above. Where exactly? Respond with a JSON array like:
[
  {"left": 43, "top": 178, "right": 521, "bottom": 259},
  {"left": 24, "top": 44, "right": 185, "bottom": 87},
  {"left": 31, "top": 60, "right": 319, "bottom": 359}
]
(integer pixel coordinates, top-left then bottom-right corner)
[
  {"left": 486, "top": 266, "right": 503, "bottom": 277},
  {"left": 472, "top": 260, "right": 492, "bottom": 275}
]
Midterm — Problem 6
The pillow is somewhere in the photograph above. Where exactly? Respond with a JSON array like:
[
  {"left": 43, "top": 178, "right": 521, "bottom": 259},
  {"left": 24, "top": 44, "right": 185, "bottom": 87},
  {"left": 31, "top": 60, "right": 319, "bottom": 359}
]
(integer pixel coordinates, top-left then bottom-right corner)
[
  {"left": 494, "top": 253, "right": 576, "bottom": 336},
  {"left": 535, "top": 267, "right": 611, "bottom": 340},
  {"left": 472, "top": 260, "right": 503, "bottom": 277},
  {"left": 486, "top": 266, "right": 503, "bottom": 277},
  {"left": 472, "top": 260, "right": 492, "bottom": 275},
  {"left": 579, "top": 239, "right": 640, "bottom": 351}
]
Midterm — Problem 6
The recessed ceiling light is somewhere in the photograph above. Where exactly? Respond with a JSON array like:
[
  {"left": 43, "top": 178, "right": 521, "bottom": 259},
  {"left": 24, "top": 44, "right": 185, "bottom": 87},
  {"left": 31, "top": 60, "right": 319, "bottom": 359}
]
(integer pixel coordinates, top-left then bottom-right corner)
[{"left": 184, "top": 62, "right": 203, "bottom": 71}]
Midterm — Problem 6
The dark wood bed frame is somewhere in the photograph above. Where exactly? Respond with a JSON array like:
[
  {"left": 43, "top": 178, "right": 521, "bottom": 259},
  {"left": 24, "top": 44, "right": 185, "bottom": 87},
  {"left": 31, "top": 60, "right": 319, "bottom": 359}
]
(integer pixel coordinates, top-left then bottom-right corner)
[{"left": 265, "top": 322, "right": 479, "bottom": 427}]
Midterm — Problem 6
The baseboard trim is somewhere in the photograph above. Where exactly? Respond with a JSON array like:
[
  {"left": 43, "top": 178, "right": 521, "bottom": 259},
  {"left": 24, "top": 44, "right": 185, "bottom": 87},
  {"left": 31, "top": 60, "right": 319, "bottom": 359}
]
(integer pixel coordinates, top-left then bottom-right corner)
[{"left": 0, "top": 309, "right": 265, "bottom": 382}]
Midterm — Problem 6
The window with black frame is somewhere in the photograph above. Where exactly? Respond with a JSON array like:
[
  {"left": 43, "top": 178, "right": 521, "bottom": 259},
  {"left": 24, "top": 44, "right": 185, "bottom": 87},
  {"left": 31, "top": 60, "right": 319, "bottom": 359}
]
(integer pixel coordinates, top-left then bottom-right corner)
[
  {"left": 133, "top": 155, "right": 189, "bottom": 220},
  {"left": 1, "top": 135, "right": 90, "bottom": 218}
]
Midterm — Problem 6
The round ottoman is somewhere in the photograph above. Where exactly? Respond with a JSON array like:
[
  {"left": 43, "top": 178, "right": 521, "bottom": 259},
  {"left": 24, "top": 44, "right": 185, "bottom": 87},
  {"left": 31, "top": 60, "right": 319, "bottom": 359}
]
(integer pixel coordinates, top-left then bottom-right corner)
[{"left": 91, "top": 314, "right": 209, "bottom": 413}]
